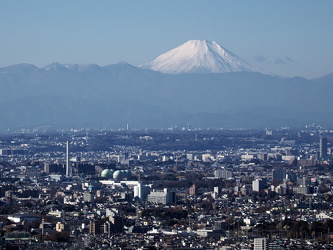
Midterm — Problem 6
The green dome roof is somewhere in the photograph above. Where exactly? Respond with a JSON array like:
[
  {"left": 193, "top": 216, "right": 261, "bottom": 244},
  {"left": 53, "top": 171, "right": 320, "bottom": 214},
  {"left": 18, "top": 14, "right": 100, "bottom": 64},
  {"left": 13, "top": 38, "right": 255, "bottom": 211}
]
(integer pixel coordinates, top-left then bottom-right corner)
[
  {"left": 113, "top": 170, "right": 122, "bottom": 180},
  {"left": 101, "top": 169, "right": 114, "bottom": 178},
  {"left": 113, "top": 169, "right": 132, "bottom": 180}
]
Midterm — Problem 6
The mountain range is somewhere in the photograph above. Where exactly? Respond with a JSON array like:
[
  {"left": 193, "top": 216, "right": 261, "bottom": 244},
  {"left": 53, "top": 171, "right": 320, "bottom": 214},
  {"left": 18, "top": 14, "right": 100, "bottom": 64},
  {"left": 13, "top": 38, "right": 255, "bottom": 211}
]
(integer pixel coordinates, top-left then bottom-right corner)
[{"left": 0, "top": 40, "right": 332, "bottom": 130}]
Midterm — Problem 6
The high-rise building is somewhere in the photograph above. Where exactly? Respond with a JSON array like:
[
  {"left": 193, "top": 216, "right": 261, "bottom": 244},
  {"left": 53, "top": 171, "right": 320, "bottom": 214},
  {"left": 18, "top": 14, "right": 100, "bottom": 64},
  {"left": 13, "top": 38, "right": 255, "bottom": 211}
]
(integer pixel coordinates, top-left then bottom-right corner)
[
  {"left": 214, "top": 186, "right": 220, "bottom": 195},
  {"left": 147, "top": 188, "right": 176, "bottom": 204},
  {"left": 44, "top": 163, "right": 65, "bottom": 174},
  {"left": 133, "top": 182, "right": 150, "bottom": 202},
  {"left": 293, "top": 186, "right": 311, "bottom": 195},
  {"left": 109, "top": 215, "right": 124, "bottom": 233},
  {"left": 320, "top": 137, "right": 328, "bottom": 159},
  {"left": 286, "top": 173, "right": 297, "bottom": 183},
  {"left": 252, "top": 179, "right": 266, "bottom": 192},
  {"left": 254, "top": 238, "right": 267, "bottom": 250},
  {"left": 66, "top": 141, "right": 71, "bottom": 176},
  {"left": 272, "top": 169, "right": 286, "bottom": 183},
  {"left": 189, "top": 184, "right": 197, "bottom": 196},
  {"left": 89, "top": 220, "right": 101, "bottom": 235},
  {"left": 214, "top": 169, "right": 233, "bottom": 179}
]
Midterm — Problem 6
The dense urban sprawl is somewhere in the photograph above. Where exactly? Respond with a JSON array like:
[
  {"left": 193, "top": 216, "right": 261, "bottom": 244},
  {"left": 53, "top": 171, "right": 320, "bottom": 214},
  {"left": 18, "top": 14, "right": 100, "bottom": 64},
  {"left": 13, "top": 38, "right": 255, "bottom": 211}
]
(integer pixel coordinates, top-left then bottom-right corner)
[{"left": 0, "top": 126, "right": 333, "bottom": 249}]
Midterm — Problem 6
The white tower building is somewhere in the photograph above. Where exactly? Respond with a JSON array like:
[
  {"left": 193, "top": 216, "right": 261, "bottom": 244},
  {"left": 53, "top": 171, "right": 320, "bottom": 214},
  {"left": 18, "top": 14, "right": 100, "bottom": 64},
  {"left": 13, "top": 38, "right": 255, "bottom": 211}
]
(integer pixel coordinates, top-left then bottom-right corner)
[{"left": 66, "top": 141, "right": 71, "bottom": 176}]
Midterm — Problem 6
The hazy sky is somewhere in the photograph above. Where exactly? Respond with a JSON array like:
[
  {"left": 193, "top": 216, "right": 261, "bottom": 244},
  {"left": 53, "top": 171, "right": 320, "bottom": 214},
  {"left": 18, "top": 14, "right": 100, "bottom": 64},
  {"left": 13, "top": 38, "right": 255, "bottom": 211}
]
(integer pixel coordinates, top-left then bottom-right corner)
[{"left": 1, "top": 1, "right": 332, "bottom": 78}]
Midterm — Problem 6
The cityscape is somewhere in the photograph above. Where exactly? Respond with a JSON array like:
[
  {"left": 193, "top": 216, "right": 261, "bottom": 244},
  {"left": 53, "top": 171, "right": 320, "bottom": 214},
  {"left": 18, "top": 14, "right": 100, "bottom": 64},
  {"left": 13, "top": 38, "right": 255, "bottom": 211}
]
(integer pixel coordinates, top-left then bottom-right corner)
[
  {"left": 0, "top": 125, "right": 333, "bottom": 249},
  {"left": 1, "top": 1, "right": 333, "bottom": 249}
]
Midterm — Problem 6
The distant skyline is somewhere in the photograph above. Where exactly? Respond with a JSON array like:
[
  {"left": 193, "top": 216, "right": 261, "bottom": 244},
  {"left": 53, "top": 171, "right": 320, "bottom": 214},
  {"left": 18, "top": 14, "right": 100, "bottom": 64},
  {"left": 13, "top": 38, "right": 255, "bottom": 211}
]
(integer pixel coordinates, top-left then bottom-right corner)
[{"left": 1, "top": 1, "right": 333, "bottom": 79}]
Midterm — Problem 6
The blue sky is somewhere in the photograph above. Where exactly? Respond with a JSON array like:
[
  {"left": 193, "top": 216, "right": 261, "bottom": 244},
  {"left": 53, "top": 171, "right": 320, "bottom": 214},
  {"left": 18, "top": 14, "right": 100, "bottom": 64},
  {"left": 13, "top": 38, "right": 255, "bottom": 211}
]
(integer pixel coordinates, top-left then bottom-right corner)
[{"left": 1, "top": 0, "right": 332, "bottom": 78}]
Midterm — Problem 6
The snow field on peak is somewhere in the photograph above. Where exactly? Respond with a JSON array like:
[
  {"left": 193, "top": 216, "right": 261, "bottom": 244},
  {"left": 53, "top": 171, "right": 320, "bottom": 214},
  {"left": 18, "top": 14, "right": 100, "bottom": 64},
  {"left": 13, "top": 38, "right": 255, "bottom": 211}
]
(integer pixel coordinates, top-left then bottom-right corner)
[{"left": 142, "top": 40, "right": 254, "bottom": 74}]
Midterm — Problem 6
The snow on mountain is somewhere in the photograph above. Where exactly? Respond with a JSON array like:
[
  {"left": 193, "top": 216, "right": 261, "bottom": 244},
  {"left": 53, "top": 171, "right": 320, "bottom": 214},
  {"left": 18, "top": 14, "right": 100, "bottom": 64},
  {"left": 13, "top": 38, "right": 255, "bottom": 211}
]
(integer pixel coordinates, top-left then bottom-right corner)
[
  {"left": 43, "top": 62, "right": 104, "bottom": 72},
  {"left": 141, "top": 40, "right": 254, "bottom": 74},
  {"left": 43, "top": 62, "right": 68, "bottom": 71}
]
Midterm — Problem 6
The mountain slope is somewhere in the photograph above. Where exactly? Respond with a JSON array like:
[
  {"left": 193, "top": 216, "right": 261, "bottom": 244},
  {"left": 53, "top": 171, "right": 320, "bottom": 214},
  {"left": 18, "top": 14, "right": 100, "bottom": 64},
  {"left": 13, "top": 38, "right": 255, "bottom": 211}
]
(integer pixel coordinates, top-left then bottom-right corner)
[
  {"left": 0, "top": 62, "right": 333, "bottom": 129},
  {"left": 141, "top": 40, "right": 254, "bottom": 74}
]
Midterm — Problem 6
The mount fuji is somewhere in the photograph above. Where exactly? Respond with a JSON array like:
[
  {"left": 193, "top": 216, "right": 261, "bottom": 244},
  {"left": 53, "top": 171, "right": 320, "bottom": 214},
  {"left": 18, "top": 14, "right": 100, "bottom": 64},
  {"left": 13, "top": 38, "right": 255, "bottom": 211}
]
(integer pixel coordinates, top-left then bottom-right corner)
[
  {"left": 1, "top": 41, "right": 333, "bottom": 129},
  {"left": 141, "top": 40, "right": 254, "bottom": 74}
]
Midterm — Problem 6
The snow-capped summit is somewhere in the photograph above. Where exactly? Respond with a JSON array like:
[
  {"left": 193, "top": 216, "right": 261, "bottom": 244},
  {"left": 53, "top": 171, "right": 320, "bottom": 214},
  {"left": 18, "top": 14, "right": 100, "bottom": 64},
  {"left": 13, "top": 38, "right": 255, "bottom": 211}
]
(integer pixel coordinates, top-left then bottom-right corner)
[{"left": 141, "top": 40, "right": 254, "bottom": 74}]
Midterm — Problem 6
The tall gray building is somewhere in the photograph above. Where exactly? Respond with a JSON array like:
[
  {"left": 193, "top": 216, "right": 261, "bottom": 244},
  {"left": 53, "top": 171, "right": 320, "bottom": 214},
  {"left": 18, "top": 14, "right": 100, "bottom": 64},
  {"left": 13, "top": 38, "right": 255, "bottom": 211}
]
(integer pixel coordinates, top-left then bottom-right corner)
[
  {"left": 147, "top": 188, "right": 176, "bottom": 204},
  {"left": 272, "top": 169, "right": 286, "bottom": 183}
]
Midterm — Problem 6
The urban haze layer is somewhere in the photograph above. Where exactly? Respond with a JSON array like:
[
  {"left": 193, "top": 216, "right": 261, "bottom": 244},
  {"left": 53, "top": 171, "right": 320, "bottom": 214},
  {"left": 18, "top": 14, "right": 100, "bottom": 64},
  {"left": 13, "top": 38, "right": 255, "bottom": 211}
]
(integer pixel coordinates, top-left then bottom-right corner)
[{"left": 0, "top": 124, "right": 333, "bottom": 249}]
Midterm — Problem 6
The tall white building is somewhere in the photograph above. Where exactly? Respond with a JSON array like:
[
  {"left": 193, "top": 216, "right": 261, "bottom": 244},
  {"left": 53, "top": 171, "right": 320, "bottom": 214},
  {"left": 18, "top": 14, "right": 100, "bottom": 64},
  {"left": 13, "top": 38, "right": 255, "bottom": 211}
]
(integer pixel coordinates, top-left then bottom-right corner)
[
  {"left": 66, "top": 141, "right": 71, "bottom": 177},
  {"left": 252, "top": 179, "right": 266, "bottom": 192},
  {"left": 254, "top": 238, "right": 267, "bottom": 250},
  {"left": 133, "top": 182, "right": 150, "bottom": 202}
]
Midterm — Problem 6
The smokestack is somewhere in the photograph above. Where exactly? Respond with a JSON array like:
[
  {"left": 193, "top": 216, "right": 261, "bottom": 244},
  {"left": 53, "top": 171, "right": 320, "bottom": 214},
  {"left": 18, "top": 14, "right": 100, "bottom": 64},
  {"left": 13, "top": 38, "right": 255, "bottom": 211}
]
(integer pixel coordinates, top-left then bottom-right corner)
[{"left": 66, "top": 141, "right": 71, "bottom": 176}]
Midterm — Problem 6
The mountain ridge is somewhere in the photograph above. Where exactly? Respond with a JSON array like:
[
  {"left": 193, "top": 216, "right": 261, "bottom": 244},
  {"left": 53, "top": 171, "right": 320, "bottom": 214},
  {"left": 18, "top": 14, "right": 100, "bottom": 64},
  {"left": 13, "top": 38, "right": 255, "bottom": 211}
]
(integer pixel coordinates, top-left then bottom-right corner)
[{"left": 0, "top": 62, "right": 333, "bottom": 129}]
